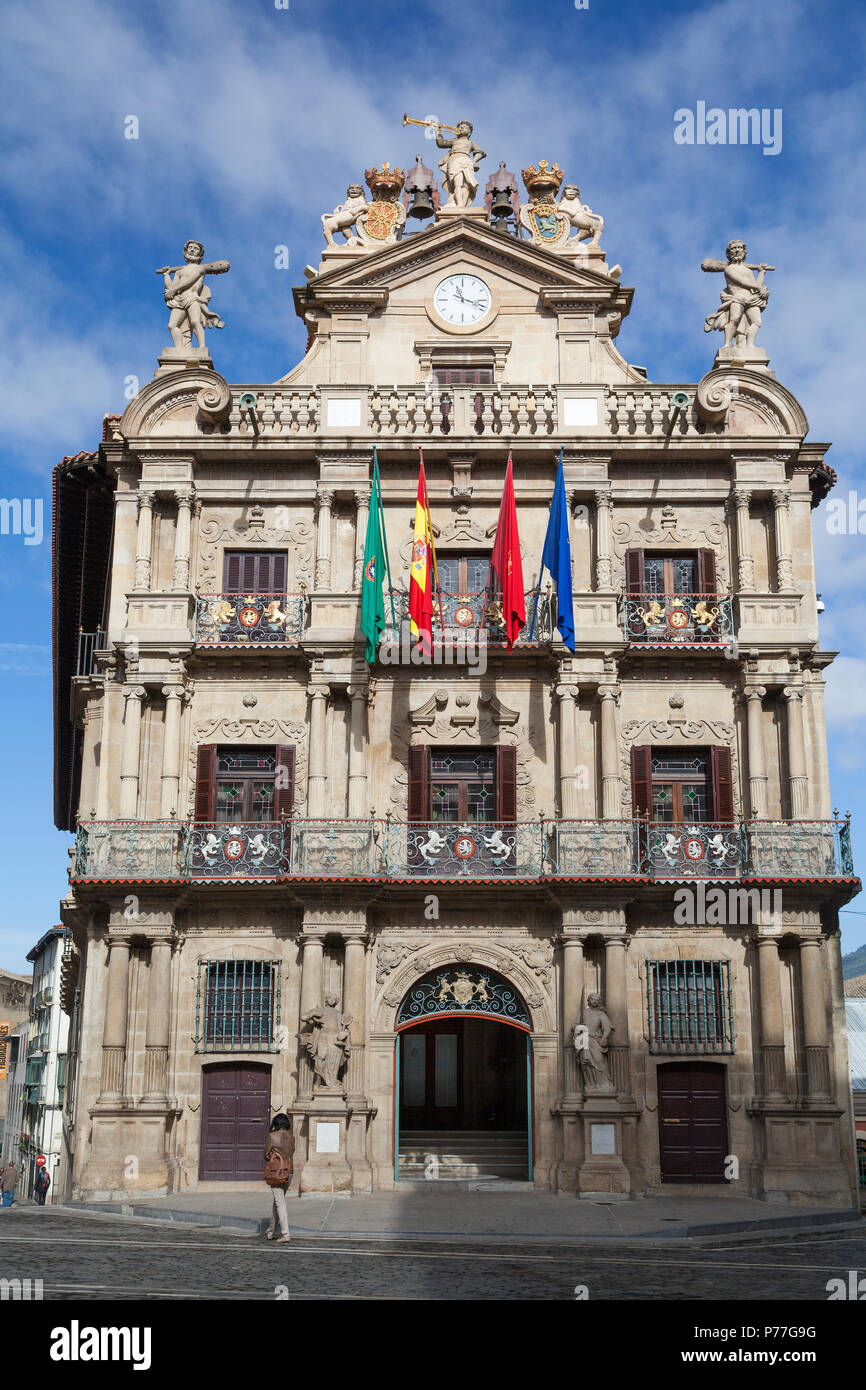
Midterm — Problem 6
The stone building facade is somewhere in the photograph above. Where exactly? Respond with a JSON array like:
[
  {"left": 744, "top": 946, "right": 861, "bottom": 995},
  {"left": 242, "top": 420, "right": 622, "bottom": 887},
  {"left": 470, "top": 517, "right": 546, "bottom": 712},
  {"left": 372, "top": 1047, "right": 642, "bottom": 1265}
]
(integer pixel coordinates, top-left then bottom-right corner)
[{"left": 54, "top": 152, "right": 859, "bottom": 1204}]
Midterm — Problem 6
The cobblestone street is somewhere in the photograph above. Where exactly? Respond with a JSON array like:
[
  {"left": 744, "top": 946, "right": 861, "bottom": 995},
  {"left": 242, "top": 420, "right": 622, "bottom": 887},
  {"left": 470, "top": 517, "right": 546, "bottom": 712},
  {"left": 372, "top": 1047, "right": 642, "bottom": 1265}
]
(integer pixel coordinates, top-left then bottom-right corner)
[{"left": 1, "top": 1206, "right": 864, "bottom": 1301}]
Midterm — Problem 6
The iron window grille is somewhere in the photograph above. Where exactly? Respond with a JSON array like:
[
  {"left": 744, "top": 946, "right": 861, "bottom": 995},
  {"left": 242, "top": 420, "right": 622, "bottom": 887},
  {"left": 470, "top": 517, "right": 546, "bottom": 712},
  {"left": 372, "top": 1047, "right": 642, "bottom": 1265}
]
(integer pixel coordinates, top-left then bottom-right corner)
[
  {"left": 646, "top": 960, "right": 734, "bottom": 1054},
  {"left": 195, "top": 959, "right": 281, "bottom": 1053}
]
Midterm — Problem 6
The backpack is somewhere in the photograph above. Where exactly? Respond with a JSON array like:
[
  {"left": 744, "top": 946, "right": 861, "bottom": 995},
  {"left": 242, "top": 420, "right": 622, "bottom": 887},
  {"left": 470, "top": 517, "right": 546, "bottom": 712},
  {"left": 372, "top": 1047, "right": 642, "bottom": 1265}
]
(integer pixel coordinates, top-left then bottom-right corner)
[{"left": 264, "top": 1150, "right": 292, "bottom": 1187}]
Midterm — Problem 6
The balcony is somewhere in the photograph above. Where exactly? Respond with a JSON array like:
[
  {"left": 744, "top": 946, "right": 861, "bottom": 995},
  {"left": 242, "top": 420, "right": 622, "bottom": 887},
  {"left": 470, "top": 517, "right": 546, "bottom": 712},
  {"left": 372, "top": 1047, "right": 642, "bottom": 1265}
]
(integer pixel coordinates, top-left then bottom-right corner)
[
  {"left": 71, "top": 816, "right": 854, "bottom": 884},
  {"left": 622, "top": 593, "right": 735, "bottom": 648},
  {"left": 194, "top": 593, "right": 306, "bottom": 645},
  {"left": 384, "top": 587, "right": 553, "bottom": 649}
]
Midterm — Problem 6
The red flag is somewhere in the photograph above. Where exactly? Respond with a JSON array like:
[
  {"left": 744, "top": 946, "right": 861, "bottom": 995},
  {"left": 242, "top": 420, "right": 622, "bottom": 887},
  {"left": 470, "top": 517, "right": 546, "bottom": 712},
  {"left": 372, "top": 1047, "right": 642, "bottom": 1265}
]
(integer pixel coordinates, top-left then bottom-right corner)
[
  {"left": 408, "top": 453, "right": 434, "bottom": 653},
  {"left": 490, "top": 452, "right": 526, "bottom": 651}
]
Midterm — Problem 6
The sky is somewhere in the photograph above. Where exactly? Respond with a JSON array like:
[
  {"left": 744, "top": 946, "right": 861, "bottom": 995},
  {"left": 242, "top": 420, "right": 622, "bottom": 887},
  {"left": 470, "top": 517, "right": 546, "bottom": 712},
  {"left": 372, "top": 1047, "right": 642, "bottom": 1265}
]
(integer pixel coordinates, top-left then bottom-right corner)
[{"left": 1, "top": 0, "right": 865, "bottom": 970}]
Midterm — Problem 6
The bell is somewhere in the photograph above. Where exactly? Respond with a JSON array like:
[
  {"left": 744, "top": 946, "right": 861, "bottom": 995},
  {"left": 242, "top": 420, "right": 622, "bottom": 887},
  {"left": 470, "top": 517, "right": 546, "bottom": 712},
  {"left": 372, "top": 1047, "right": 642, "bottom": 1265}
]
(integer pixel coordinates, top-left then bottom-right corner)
[
  {"left": 490, "top": 188, "right": 513, "bottom": 221},
  {"left": 408, "top": 185, "right": 435, "bottom": 220}
]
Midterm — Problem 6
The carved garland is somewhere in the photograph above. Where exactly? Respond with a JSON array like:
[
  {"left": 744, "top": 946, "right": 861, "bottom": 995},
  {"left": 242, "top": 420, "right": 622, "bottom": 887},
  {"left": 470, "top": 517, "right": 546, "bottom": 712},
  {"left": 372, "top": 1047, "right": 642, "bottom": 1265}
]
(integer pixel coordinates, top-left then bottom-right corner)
[
  {"left": 187, "top": 718, "right": 308, "bottom": 814},
  {"left": 619, "top": 718, "right": 742, "bottom": 818},
  {"left": 196, "top": 509, "right": 314, "bottom": 591},
  {"left": 388, "top": 710, "right": 537, "bottom": 815}
]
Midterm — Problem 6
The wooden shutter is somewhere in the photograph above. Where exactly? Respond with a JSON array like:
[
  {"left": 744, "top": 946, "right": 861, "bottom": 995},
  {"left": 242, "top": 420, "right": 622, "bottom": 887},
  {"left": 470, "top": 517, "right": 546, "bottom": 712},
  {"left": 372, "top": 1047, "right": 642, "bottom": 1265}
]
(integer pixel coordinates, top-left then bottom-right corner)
[
  {"left": 496, "top": 746, "right": 518, "bottom": 822},
  {"left": 696, "top": 549, "right": 717, "bottom": 596},
  {"left": 194, "top": 745, "right": 217, "bottom": 821},
  {"left": 625, "top": 548, "right": 645, "bottom": 594},
  {"left": 274, "top": 745, "right": 296, "bottom": 822},
  {"left": 631, "top": 745, "right": 653, "bottom": 818},
  {"left": 407, "top": 746, "right": 431, "bottom": 821},
  {"left": 270, "top": 553, "right": 288, "bottom": 593},
  {"left": 709, "top": 746, "right": 734, "bottom": 823},
  {"left": 223, "top": 553, "right": 242, "bottom": 593},
  {"left": 241, "top": 553, "right": 257, "bottom": 591}
]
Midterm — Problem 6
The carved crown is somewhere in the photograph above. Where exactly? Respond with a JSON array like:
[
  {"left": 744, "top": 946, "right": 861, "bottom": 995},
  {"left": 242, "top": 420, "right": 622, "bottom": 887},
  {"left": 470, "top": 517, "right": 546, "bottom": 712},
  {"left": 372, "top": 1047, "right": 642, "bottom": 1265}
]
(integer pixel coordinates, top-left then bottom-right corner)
[
  {"left": 365, "top": 161, "right": 406, "bottom": 199},
  {"left": 521, "top": 160, "right": 564, "bottom": 195}
]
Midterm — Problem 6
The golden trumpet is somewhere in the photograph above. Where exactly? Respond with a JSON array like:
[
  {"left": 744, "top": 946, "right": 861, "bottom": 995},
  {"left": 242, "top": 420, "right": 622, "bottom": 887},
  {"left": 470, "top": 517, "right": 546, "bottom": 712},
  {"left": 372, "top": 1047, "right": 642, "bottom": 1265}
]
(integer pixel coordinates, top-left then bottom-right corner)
[{"left": 402, "top": 114, "right": 458, "bottom": 133}]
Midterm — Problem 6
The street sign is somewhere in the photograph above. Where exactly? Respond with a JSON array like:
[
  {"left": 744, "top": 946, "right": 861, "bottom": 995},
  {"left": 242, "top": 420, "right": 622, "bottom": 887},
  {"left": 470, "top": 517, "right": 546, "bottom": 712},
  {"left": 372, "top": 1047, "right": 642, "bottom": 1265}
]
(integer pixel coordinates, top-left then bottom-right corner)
[{"left": 35, "top": 1155, "right": 45, "bottom": 1166}]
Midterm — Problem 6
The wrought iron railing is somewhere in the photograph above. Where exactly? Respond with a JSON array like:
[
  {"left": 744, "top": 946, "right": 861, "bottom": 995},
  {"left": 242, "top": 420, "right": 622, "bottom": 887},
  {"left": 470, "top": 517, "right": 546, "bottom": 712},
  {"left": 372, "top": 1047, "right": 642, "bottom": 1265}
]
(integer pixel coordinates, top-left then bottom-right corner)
[
  {"left": 646, "top": 960, "right": 734, "bottom": 1054},
  {"left": 194, "top": 959, "right": 280, "bottom": 1052},
  {"left": 71, "top": 817, "right": 855, "bottom": 882},
  {"left": 76, "top": 629, "right": 106, "bottom": 676},
  {"left": 194, "top": 592, "right": 306, "bottom": 645},
  {"left": 622, "top": 593, "right": 734, "bottom": 646},
  {"left": 384, "top": 587, "right": 553, "bottom": 646}
]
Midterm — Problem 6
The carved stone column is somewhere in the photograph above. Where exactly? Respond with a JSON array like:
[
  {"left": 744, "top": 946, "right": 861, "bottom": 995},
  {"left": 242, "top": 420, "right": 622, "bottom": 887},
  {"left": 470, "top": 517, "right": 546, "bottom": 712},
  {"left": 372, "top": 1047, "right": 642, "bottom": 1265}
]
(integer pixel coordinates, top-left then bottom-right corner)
[
  {"left": 306, "top": 685, "right": 330, "bottom": 816},
  {"left": 594, "top": 487, "right": 613, "bottom": 590},
  {"left": 757, "top": 937, "right": 786, "bottom": 1097},
  {"left": 799, "top": 938, "right": 831, "bottom": 1098},
  {"left": 160, "top": 686, "right": 185, "bottom": 817},
  {"left": 133, "top": 490, "right": 155, "bottom": 592},
  {"left": 298, "top": 934, "right": 324, "bottom": 1100},
  {"left": 731, "top": 487, "right": 754, "bottom": 590},
  {"left": 743, "top": 684, "right": 768, "bottom": 818},
  {"left": 119, "top": 686, "right": 146, "bottom": 818},
  {"left": 99, "top": 936, "right": 131, "bottom": 1101},
  {"left": 604, "top": 936, "right": 630, "bottom": 1095},
  {"left": 172, "top": 489, "right": 194, "bottom": 591},
  {"left": 343, "top": 933, "right": 368, "bottom": 1100},
  {"left": 783, "top": 685, "right": 809, "bottom": 819},
  {"left": 561, "top": 936, "right": 584, "bottom": 1098},
  {"left": 772, "top": 487, "right": 794, "bottom": 591},
  {"left": 353, "top": 488, "right": 371, "bottom": 590},
  {"left": 555, "top": 684, "right": 580, "bottom": 818},
  {"left": 315, "top": 488, "right": 334, "bottom": 590},
  {"left": 346, "top": 684, "right": 369, "bottom": 818},
  {"left": 143, "top": 938, "right": 172, "bottom": 1100},
  {"left": 598, "top": 684, "right": 621, "bottom": 819}
]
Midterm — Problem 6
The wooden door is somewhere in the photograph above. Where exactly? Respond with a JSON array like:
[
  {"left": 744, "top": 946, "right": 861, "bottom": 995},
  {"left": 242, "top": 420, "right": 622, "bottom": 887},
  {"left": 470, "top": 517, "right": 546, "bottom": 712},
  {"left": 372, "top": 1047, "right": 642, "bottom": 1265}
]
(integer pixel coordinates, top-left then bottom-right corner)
[
  {"left": 657, "top": 1062, "right": 728, "bottom": 1183},
  {"left": 199, "top": 1063, "right": 271, "bottom": 1180}
]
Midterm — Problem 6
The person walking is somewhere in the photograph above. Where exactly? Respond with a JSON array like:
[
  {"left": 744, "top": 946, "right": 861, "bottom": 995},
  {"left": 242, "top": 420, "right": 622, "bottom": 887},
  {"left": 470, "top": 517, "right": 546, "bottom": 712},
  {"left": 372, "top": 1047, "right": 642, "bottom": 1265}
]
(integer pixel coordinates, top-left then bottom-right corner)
[
  {"left": 1, "top": 1162, "right": 17, "bottom": 1207},
  {"left": 263, "top": 1113, "right": 294, "bottom": 1243},
  {"left": 34, "top": 1167, "right": 50, "bottom": 1206}
]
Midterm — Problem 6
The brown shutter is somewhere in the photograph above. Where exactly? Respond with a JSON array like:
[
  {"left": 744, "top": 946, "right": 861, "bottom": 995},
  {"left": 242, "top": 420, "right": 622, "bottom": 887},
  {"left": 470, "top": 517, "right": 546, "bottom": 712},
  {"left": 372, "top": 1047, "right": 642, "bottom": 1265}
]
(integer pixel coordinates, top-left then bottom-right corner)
[
  {"left": 241, "top": 554, "right": 257, "bottom": 591},
  {"left": 407, "top": 746, "right": 431, "bottom": 821},
  {"left": 631, "top": 745, "right": 653, "bottom": 818},
  {"left": 625, "top": 548, "right": 645, "bottom": 594},
  {"left": 223, "top": 553, "right": 242, "bottom": 593},
  {"left": 496, "top": 746, "right": 518, "bottom": 822},
  {"left": 194, "top": 745, "right": 217, "bottom": 821},
  {"left": 697, "top": 549, "right": 717, "bottom": 596},
  {"left": 709, "top": 746, "right": 734, "bottom": 823},
  {"left": 271, "top": 553, "right": 287, "bottom": 593},
  {"left": 274, "top": 745, "right": 296, "bottom": 822}
]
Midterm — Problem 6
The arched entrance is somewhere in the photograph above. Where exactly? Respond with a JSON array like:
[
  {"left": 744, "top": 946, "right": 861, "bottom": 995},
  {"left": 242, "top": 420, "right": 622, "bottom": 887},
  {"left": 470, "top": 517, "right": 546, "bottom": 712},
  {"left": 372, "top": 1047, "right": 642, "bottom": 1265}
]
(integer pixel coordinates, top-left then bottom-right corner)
[{"left": 394, "top": 966, "right": 532, "bottom": 1183}]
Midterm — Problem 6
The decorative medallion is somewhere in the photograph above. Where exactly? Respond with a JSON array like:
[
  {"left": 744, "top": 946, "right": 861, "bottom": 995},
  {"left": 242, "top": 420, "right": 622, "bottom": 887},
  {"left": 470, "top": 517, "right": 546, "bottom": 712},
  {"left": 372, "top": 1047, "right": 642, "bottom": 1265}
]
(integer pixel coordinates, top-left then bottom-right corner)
[
  {"left": 684, "top": 837, "right": 705, "bottom": 861},
  {"left": 364, "top": 200, "right": 402, "bottom": 242},
  {"left": 396, "top": 966, "right": 530, "bottom": 1029},
  {"left": 453, "top": 833, "right": 477, "bottom": 861},
  {"left": 668, "top": 606, "right": 690, "bottom": 630},
  {"left": 223, "top": 836, "right": 246, "bottom": 861},
  {"left": 238, "top": 605, "right": 261, "bottom": 629},
  {"left": 454, "top": 604, "right": 475, "bottom": 627}
]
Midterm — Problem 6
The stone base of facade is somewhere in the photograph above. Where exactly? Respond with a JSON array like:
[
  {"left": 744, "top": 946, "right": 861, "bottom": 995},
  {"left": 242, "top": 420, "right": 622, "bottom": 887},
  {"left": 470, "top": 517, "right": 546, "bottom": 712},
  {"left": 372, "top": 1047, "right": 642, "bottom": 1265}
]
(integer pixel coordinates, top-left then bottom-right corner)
[
  {"left": 76, "top": 1103, "right": 177, "bottom": 1200},
  {"left": 291, "top": 1096, "right": 374, "bottom": 1194},
  {"left": 746, "top": 1100, "right": 857, "bottom": 1206}
]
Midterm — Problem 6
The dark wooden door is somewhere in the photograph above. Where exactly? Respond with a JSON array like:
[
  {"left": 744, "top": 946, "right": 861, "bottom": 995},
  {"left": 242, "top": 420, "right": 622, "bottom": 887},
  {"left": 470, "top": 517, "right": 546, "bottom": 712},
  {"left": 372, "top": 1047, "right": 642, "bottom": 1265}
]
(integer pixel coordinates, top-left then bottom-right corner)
[
  {"left": 199, "top": 1063, "right": 271, "bottom": 1180},
  {"left": 657, "top": 1062, "right": 728, "bottom": 1183}
]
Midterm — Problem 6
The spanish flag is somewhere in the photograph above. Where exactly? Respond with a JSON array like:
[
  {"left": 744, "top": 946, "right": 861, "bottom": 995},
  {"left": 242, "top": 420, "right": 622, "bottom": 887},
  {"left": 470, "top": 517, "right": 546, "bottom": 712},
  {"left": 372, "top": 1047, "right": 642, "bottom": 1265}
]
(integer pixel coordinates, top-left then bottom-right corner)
[{"left": 408, "top": 451, "right": 434, "bottom": 654}]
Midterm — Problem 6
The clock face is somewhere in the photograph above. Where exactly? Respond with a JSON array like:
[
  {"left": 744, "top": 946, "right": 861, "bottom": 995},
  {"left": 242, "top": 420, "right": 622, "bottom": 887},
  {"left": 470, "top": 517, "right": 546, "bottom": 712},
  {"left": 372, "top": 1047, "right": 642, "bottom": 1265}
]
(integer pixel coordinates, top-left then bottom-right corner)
[{"left": 433, "top": 274, "right": 492, "bottom": 326}]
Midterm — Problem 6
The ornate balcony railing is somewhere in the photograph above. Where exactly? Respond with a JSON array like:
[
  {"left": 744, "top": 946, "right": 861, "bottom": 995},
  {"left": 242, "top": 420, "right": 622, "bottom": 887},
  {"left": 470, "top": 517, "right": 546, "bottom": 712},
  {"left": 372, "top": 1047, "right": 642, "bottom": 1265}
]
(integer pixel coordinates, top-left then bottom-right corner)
[
  {"left": 384, "top": 588, "right": 553, "bottom": 647},
  {"left": 194, "top": 593, "right": 306, "bottom": 645},
  {"left": 622, "top": 593, "right": 735, "bottom": 646},
  {"left": 71, "top": 817, "right": 855, "bottom": 883}
]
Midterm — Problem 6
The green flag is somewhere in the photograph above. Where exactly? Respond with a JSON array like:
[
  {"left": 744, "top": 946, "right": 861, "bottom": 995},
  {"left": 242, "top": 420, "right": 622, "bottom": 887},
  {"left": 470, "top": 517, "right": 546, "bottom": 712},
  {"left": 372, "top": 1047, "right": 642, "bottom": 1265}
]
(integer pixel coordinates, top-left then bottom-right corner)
[{"left": 360, "top": 452, "right": 394, "bottom": 663}]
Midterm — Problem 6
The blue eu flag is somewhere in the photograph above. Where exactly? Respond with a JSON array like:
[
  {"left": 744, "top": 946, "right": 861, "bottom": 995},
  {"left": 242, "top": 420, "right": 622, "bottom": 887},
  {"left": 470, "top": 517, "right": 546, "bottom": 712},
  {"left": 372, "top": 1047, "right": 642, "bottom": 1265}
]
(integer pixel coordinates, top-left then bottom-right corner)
[{"left": 535, "top": 449, "right": 575, "bottom": 651}]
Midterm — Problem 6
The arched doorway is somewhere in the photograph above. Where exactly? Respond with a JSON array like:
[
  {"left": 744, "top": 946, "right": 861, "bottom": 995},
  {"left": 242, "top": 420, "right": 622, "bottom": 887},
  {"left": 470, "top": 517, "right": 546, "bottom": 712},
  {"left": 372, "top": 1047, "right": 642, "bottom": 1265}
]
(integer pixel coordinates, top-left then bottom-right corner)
[{"left": 394, "top": 966, "right": 532, "bottom": 1183}]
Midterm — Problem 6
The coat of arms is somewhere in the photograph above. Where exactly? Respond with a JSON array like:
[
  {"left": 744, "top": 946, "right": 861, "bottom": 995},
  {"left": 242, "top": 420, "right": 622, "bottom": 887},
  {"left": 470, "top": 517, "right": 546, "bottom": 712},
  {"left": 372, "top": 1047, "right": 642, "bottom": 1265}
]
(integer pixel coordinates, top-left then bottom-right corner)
[{"left": 436, "top": 970, "right": 491, "bottom": 1006}]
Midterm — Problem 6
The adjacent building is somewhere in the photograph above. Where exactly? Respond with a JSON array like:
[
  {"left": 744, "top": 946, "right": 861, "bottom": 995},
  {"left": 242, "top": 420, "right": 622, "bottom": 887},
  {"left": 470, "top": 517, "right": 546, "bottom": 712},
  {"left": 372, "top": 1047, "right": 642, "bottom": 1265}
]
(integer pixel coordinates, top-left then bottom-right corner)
[
  {"left": 0, "top": 968, "right": 32, "bottom": 1153},
  {"left": 53, "top": 141, "right": 860, "bottom": 1204}
]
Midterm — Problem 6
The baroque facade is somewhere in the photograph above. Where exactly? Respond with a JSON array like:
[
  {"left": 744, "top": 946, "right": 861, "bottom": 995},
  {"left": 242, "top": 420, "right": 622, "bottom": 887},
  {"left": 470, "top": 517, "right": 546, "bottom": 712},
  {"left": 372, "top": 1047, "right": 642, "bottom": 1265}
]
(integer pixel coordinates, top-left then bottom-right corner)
[{"left": 53, "top": 138, "right": 859, "bottom": 1204}]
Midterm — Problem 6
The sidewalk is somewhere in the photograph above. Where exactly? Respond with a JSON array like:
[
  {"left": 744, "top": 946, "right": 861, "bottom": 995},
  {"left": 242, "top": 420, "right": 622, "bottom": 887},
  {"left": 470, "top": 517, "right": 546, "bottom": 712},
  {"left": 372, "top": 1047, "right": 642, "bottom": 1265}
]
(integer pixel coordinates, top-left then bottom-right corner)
[{"left": 63, "top": 1187, "right": 864, "bottom": 1242}]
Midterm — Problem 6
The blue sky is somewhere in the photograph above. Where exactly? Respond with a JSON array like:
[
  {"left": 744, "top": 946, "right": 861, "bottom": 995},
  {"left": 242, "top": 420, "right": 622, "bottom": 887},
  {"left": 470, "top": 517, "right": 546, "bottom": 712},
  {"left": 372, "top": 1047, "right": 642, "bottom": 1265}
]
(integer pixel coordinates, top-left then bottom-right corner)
[{"left": 1, "top": 0, "right": 865, "bottom": 970}]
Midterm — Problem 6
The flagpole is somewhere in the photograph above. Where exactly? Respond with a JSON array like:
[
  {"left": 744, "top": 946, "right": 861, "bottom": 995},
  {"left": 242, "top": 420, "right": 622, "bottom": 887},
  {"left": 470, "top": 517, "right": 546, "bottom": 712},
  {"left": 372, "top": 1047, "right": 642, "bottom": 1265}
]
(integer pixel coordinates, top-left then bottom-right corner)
[
  {"left": 419, "top": 447, "right": 445, "bottom": 631},
  {"left": 373, "top": 450, "right": 396, "bottom": 627}
]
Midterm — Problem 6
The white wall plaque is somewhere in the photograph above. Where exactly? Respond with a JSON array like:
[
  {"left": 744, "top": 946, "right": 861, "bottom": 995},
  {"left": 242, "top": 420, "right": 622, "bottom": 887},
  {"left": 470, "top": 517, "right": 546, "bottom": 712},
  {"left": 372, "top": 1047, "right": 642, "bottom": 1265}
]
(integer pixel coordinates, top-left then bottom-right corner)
[
  {"left": 315, "top": 1121, "right": 341, "bottom": 1154},
  {"left": 563, "top": 397, "right": 599, "bottom": 427},
  {"left": 326, "top": 399, "right": 362, "bottom": 428},
  {"left": 590, "top": 1122, "right": 616, "bottom": 1155}
]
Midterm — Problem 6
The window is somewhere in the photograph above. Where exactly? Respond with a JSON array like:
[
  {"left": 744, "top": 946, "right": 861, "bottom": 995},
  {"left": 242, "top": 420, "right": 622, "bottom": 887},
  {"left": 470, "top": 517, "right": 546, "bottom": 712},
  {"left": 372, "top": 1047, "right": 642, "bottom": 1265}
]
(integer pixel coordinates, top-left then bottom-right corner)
[
  {"left": 631, "top": 746, "right": 734, "bottom": 824},
  {"left": 197, "top": 960, "right": 280, "bottom": 1052},
  {"left": 647, "top": 960, "right": 733, "bottom": 1053},
  {"left": 433, "top": 366, "right": 493, "bottom": 386},
  {"left": 625, "top": 548, "right": 716, "bottom": 597},
  {"left": 194, "top": 745, "right": 295, "bottom": 823},
  {"left": 431, "top": 751, "right": 497, "bottom": 823},
  {"left": 222, "top": 551, "right": 287, "bottom": 594},
  {"left": 56, "top": 1054, "right": 67, "bottom": 1102},
  {"left": 438, "top": 554, "right": 491, "bottom": 597}
]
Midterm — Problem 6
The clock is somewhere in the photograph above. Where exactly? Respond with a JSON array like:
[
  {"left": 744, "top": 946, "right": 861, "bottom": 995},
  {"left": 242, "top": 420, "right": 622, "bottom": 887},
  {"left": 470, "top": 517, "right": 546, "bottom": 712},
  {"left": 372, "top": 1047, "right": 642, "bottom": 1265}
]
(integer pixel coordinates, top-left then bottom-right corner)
[{"left": 433, "top": 274, "right": 493, "bottom": 327}]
